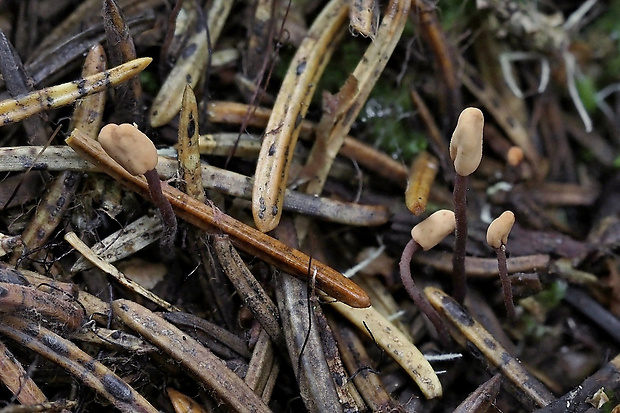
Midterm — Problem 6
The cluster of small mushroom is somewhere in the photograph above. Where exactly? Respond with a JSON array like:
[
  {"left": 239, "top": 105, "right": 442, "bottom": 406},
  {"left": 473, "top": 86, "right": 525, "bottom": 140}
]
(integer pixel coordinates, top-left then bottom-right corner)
[{"left": 400, "top": 107, "right": 519, "bottom": 343}]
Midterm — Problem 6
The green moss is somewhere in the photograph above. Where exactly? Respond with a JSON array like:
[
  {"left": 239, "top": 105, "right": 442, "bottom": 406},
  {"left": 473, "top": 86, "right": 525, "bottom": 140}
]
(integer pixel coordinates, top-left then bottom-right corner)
[
  {"left": 520, "top": 313, "right": 550, "bottom": 340},
  {"left": 591, "top": 1, "right": 620, "bottom": 35},
  {"left": 140, "top": 71, "right": 160, "bottom": 96},
  {"left": 436, "top": 0, "right": 477, "bottom": 31},
  {"left": 317, "top": 40, "right": 366, "bottom": 95},
  {"left": 575, "top": 75, "right": 598, "bottom": 114},
  {"left": 535, "top": 280, "right": 567, "bottom": 310},
  {"left": 358, "top": 84, "right": 427, "bottom": 163}
]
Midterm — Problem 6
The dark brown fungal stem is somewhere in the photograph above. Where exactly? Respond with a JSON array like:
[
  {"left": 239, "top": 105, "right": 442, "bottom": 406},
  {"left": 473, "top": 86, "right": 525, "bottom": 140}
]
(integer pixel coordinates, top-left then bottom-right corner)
[
  {"left": 452, "top": 172, "right": 468, "bottom": 304},
  {"left": 399, "top": 239, "right": 451, "bottom": 346},
  {"left": 495, "top": 245, "right": 516, "bottom": 320},
  {"left": 400, "top": 209, "right": 456, "bottom": 346},
  {"left": 144, "top": 169, "right": 177, "bottom": 255}
]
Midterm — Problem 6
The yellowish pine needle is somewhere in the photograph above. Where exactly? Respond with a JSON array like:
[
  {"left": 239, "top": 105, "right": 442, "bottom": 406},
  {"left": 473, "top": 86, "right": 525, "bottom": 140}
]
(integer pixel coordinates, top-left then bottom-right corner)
[{"left": 0, "top": 57, "right": 151, "bottom": 126}]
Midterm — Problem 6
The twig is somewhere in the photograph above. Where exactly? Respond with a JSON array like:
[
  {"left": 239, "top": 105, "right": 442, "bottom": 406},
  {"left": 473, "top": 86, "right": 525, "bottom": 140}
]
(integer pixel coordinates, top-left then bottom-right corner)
[
  {"left": 162, "top": 311, "right": 251, "bottom": 359},
  {"left": 271, "top": 218, "right": 345, "bottom": 412},
  {"left": 0, "top": 282, "right": 84, "bottom": 331},
  {"left": 414, "top": 251, "right": 551, "bottom": 278},
  {"left": 244, "top": 329, "right": 280, "bottom": 402},
  {"left": 533, "top": 353, "right": 620, "bottom": 413},
  {"left": 66, "top": 129, "right": 371, "bottom": 308},
  {"left": 453, "top": 374, "right": 502, "bottom": 413},
  {"left": 213, "top": 235, "right": 284, "bottom": 347},
  {"left": 328, "top": 316, "right": 399, "bottom": 412},
  {"left": 0, "top": 339, "right": 47, "bottom": 405},
  {"left": 0, "top": 145, "right": 389, "bottom": 227}
]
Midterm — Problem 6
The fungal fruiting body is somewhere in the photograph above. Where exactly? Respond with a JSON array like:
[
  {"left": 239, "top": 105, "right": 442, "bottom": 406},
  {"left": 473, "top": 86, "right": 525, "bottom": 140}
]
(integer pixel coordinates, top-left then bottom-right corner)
[
  {"left": 98, "top": 123, "right": 177, "bottom": 254},
  {"left": 487, "top": 210, "right": 515, "bottom": 249},
  {"left": 450, "top": 107, "right": 484, "bottom": 304},
  {"left": 450, "top": 108, "right": 484, "bottom": 176},
  {"left": 487, "top": 211, "right": 516, "bottom": 320},
  {"left": 411, "top": 210, "right": 456, "bottom": 251},
  {"left": 400, "top": 210, "right": 456, "bottom": 346}
]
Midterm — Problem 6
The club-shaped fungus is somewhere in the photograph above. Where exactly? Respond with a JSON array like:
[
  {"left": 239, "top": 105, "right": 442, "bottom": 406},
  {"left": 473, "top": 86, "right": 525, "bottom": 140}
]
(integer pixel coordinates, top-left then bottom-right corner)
[
  {"left": 400, "top": 210, "right": 456, "bottom": 346},
  {"left": 486, "top": 210, "right": 516, "bottom": 320},
  {"left": 98, "top": 123, "right": 177, "bottom": 254},
  {"left": 450, "top": 107, "right": 484, "bottom": 304}
]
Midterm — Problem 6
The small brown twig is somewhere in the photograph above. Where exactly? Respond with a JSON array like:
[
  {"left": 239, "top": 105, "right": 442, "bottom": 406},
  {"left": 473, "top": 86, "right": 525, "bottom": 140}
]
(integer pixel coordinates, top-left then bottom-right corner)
[{"left": 66, "top": 128, "right": 371, "bottom": 308}]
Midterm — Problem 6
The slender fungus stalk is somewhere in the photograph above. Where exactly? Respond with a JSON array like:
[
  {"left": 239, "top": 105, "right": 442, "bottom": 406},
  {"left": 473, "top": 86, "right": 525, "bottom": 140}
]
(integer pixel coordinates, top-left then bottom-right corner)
[
  {"left": 450, "top": 107, "right": 484, "bottom": 304},
  {"left": 487, "top": 211, "right": 516, "bottom": 320},
  {"left": 400, "top": 209, "right": 456, "bottom": 346},
  {"left": 98, "top": 124, "right": 178, "bottom": 254}
]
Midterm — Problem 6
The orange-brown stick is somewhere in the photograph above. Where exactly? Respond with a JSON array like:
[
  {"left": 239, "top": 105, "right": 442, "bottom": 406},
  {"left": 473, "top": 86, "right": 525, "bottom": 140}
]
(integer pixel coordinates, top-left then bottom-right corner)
[{"left": 66, "top": 129, "right": 370, "bottom": 308}]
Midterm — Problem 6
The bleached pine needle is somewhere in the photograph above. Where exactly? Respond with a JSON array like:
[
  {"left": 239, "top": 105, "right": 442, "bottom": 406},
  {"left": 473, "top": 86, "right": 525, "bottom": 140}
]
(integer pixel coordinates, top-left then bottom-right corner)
[
  {"left": 425, "top": 286, "right": 555, "bottom": 408},
  {"left": 328, "top": 300, "right": 442, "bottom": 399},
  {"left": 70, "top": 214, "right": 162, "bottom": 273},
  {"left": 0, "top": 58, "right": 151, "bottom": 126},
  {"left": 149, "top": 0, "right": 233, "bottom": 127},
  {"left": 252, "top": 0, "right": 348, "bottom": 232},
  {"left": 65, "top": 232, "right": 178, "bottom": 311},
  {"left": 177, "top": 85, "right": 205, "bottom": 201},
  {"left": 349, "top": 0, "right": 379, "bottom": 39},
  {"left": 113, "top": 299, "right": 272, "bottom": 412}
]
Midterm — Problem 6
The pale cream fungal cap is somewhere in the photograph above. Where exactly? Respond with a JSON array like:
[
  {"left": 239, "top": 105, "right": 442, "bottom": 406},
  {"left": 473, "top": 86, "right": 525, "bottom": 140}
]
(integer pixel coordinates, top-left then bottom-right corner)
[
  {"left": 411, "top": 209, "right": 456, "bottom": 251},
  {"left": 486, "top": 210, "right": 515, "bottom": 249},
  {"left": 450, "top": 107, "right": 484, "bottom": 176},
  {"left": 98, "top": 123, "right": 158, "bottom": 176},
  {"left": 507, "top": 146, "right": 524, "bottom": 167}
]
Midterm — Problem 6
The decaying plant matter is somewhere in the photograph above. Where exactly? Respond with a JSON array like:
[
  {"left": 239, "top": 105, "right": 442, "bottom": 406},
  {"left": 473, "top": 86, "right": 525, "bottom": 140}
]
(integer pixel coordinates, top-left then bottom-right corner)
[{"left": 0, "top": 0, "right": 619, "bottom": 412}]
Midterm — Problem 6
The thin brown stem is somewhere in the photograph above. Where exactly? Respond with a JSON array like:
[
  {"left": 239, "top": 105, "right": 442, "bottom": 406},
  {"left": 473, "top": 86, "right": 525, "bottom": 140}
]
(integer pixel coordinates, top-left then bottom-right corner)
[
  {"left": 144, "top": 168, "right": 177, "bottom": 256},
  {"left": 496, "top": 245, "right": 516, "bottom": 320},
  {"left": 399, "top": 239, "right": 451, "bottom": 346},
  {"left": 452, "top": 173, "right": 468, "bottom": 304}
]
